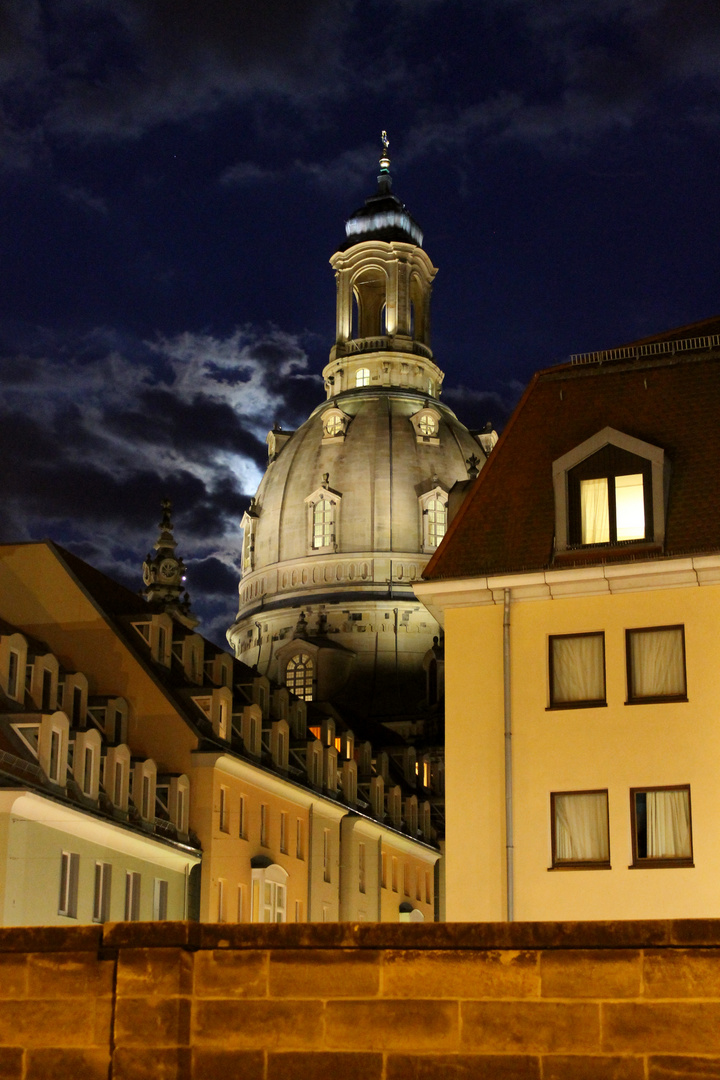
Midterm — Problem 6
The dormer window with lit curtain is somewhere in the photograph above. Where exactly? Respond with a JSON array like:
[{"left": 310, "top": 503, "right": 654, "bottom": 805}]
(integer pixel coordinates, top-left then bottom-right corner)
[
  {"left": 553, "top": 427, "right": 667, "bottom": 554},
  {"left": 569, "top": 451, "right": 650, "bottom": 546}
]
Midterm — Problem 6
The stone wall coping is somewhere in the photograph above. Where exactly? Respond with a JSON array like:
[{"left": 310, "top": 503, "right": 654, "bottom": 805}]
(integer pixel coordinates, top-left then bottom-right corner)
[{"left": 3, "top": 919, "right": 720, "bottom": 953}]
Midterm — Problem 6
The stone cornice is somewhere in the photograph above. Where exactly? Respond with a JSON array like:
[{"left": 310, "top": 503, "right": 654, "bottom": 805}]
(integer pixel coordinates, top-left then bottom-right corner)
[{"left": 414, "top": 553, "right": 720, "bottom": 618}]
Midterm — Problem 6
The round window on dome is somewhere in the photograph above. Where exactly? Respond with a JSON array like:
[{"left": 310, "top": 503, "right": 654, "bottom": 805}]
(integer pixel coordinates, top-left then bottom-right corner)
[
  {"left": 324, "top": 414, "right": 344, "bottom": 437},
  {"left": 418, "top": 413, "right": 438, "bottom": 437}
]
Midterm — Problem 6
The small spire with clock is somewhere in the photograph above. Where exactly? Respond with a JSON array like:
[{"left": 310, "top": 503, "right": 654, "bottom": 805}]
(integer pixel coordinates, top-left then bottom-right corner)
[{"left": 142, "top": 498, "right": 198, "bottom": 628}]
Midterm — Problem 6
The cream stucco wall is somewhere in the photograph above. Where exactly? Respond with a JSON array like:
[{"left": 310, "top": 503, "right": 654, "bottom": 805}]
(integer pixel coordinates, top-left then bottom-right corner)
[
  {"left": 440, "top": 578, "right": 720, "bottom": 922},
  {"left": 0, "top": 791, "right": 195, "bottom": 925}
]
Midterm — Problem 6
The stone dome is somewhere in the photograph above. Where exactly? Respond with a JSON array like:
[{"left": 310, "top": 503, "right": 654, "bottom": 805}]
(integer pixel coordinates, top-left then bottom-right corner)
[
  {"left": 227, "top": 142, "right": 489, "bottom": 720},
  {"left": 237, "top": 388, "right": 482, "bottom": 606}
]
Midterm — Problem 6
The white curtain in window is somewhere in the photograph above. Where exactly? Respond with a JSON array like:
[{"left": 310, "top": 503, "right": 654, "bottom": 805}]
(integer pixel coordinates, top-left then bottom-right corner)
[
  {"left": 629, "top": 628, "right": 685, "bottom": 698},
  {"left": 555, "top": 792, "right": 609, "bottom": 861},
  {"left": 552, "top": 634, "right": 604, "bottom": 703},
  {"left": 614, "top": 473, "right": 645, "bottom": 540},
  {"left": 645, "top": 789, "right": 691, "bottom": 858},
  {"left": 580, "top": 478, "right": 609, "bottom": 543}
]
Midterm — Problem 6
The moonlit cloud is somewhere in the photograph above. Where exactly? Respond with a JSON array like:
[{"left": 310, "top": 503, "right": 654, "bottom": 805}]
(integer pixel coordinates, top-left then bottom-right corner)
[{"left": 0, "top": 322, "right": 320, "bottom": 643}]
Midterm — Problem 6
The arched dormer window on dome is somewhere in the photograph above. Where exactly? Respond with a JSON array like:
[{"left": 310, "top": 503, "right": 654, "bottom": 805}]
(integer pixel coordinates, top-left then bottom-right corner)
[
  {"left": 240, "top": 499, "right": 259, "bottom": 575},
  {"left": 305, "top": 479, "right": 341, "bottom": 553},
  {"left": 419, "top": 486, "right": 448, "bottom": 552}
]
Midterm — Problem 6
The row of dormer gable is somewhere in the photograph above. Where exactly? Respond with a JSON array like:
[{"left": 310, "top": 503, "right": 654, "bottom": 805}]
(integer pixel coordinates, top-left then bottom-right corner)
[
  {"left": 114, "top": 601, "right": 439, "bottom": 846},
  {"left": 0, "top": 626, "right": 191, "bottom": 843}
]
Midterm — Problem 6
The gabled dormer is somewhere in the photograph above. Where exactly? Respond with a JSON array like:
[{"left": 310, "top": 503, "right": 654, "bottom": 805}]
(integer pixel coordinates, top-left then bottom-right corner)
[{"left": 553, "top": 427, "right": 668, "bottom": 554}]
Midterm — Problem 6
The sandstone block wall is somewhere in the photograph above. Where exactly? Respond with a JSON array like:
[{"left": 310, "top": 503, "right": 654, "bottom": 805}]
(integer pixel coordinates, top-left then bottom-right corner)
[{"left": 2, "top": 920, "right": 720, "bottom": 1077}]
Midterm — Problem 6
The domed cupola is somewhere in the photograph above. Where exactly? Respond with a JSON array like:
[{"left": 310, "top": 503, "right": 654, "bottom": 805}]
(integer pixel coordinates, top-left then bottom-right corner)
[
  {"left": 340, "top": 132, "right": 424, "bottom": 250},
  {"left": 324, "top": 132, "right": 441, "bottom": 400}
]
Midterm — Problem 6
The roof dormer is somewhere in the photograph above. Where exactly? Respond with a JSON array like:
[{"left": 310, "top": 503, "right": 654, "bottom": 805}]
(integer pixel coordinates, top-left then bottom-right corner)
[{"left": 553, "top": 427, "right": 668, "bottom": 555}]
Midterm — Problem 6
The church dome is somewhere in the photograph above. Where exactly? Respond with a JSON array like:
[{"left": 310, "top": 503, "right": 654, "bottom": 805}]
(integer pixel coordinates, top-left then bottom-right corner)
[
  {"left": 236, "top": 387, "right": 482, "bottom": 610},
  {"left": 227, "top": 136, "right": 488, "bottom": 719}
]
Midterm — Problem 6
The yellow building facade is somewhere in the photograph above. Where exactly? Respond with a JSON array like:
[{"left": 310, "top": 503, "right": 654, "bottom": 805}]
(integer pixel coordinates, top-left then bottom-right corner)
[{"left": 417, "top": 321, "right": 720, "bottom": 921}]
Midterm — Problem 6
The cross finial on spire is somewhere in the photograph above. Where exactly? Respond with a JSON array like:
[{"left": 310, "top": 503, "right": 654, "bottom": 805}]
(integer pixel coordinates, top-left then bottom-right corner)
[{"left": 379, "top": 130, "right": 390, "bottom": 173}]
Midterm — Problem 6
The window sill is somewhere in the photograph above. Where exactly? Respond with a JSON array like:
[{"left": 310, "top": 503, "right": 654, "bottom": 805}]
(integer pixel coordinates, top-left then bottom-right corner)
[
  {"left": 546, "top": 701, "right": 607, "bottom": 711},
  {"left": 629, "top": 859, "right": 694, "bottom": 869},
  {"left": 548, "top": 862, "right": 612, "bottom": 871},
  {"left": 625, "top": 696, "right": 688, "bottom": 706}
]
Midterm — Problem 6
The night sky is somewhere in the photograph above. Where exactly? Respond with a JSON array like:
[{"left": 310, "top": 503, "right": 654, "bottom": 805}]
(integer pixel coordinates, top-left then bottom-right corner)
[{"left": 1, "top": 1, "right": 719, "bottom": 643}]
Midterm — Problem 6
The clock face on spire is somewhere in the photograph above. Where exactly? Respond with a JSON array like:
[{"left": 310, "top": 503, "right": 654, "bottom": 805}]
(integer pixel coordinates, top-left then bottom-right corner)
[{"left": 159, "top": 558, "right": 180, "bottom": 582}]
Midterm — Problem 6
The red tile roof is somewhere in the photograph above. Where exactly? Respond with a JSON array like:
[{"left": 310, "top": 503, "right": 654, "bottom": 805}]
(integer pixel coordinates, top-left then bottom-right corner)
[{"left": 424, "top": 328, "right": 720, "bottom": 581}]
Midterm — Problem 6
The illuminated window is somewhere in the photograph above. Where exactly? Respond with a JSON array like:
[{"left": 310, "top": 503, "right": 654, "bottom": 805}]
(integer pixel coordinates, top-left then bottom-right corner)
[
  {"left": 578, "top": 473, "right": 645, "bottom": 544},
  {"left": 418, "top": 414, "right": 438, "bottom": 437},
  {"left": 324, "top": 411, "right": 346, "bottom": 438},
  {"left": 356, "top": 368, "right": 370, "bottom": 387},
  {"left": 313, "top": 499, "right": 334, "bottom": 548},
  {"left": 565, "top": 442, "right": 654, "bottom": 547},
  {"left": 427, "top": 498, "right": 446, "bottom": 547},
  {"left": 285, "top": 653, "right": 314, "bottom": 701}
]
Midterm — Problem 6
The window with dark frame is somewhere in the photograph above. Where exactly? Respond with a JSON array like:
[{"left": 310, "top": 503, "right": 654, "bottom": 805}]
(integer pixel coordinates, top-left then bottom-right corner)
[
  {"left": 124, "top": 871, "right": 141, "bottom": 921},
  {"left": 93, "top": 862, "right": 112, "bottom": 923},
  {"left": 567, "top": 444, "right": 652, "bottom": 547},
  {"left": 630, "top": 785, "right": 693, "bottom": 867},
  {"left": 551, "top": 790, "right": 610, "bottom": 869},
  {"left": 548, "top": 632, "right": 606, "bottom": 709},
  {"left": 59, "top": 851, "right": 80, "bottom": 917},
  {"left": 626, "top": 625, "right": 687, "bottom": 704}
]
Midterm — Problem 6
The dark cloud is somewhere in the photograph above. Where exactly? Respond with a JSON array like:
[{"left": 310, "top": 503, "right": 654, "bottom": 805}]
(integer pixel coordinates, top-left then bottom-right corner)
[
  {"left": 0, "top": 321, "right": 317, "bottom": 633},
  {"left": 187, "top": 555, "right": 240, "bottom": 596}
]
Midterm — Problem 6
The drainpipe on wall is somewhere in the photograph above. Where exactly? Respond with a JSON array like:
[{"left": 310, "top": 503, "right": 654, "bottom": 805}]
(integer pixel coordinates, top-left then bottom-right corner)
[
  {"left": 503, "top": 588, "right": 514, "bottom": 922},
  {"left": 307, "top": 804, "right": 314, "bottom": 921}
]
